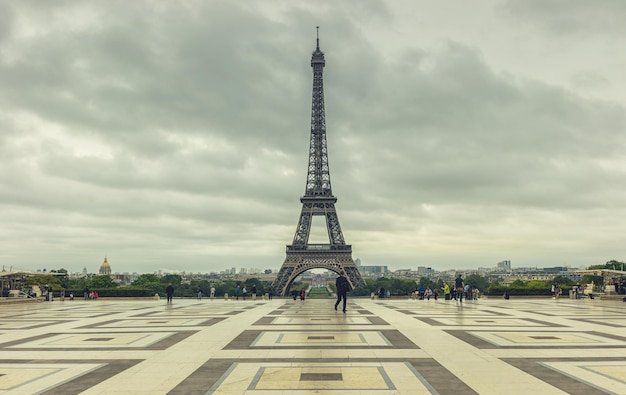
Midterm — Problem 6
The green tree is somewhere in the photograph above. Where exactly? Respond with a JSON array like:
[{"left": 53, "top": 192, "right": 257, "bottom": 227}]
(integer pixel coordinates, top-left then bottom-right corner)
[
  {"left": 190, "top": 280, "right": 211, "bottom": 295},
  {"left": 418, "top": 277, "right": 436, "bottom": 289},
  {"left": 131, "top": 274, "right": 162, "bottom": 295},
  {"left": 132, "top": 274, "right": 160, "bottom": 287},
  {"left": 526, "top": 280, "right": 547, "bottom": 289},
  {"left": 220, "top": 280, "right": 239, "bottom": 297},
  {"left": 66, "top": 277, "right": 88, "bottom": 290},
  {"left": 89, "top": 275, "right": 118, "bottom": 289},
  {"left": 588, "top": 260, "right": 625, "bottom": 271},
  {"left": 552, "top": 276, "right": 574, "bottom": 287},
  {"left": 390, "top": 278, "right": 417, "bottom": 295},
  {"left": 161, "top": 274, "right": 182, "bottom": 287},
  {"left": 509, "top": 279, "right": 526, "bottom": 287},
  {"left": 464, "top": 274, "right": 489, "bottom": 291},
  {"left": 244, "top": 278, "right": 264, "bottom": 295},
  {"left": 375, "top": 277, "right": 392, "bottom": 293},
  {"left": 24, "top": 274, "right": 63, "bottom": 291},
  {"left": 288, "top": 281, "right": 305, "bottom": 297}
]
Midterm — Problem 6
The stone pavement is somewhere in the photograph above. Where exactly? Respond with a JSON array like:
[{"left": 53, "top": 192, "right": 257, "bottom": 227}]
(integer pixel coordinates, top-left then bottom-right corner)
[{"left": 1, "top": 296, "right": 625, "bottom": 394}]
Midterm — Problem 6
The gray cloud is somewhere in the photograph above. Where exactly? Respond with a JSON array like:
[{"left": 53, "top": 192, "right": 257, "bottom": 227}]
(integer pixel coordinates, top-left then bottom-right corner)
[
  {"left": 1, "top": 0, "right": 625, "bottom": 273},
  {"left": 500, "top": 0, "right": 626, "bottom": 36}
]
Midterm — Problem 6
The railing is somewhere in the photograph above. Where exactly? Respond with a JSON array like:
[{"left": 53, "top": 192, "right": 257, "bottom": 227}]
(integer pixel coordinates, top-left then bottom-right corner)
[{"left": 287, "top": 244, "right": 352, "bottom": 252}]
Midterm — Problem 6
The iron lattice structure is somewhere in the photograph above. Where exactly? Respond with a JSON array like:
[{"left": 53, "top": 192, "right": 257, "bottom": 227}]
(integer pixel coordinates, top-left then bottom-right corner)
[{"left": 272, "top": 30, "right": 365, "bottom": 296}]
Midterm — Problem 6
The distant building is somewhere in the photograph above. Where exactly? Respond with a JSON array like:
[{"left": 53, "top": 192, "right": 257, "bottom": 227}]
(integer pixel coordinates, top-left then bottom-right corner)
[
  {"left": 417, "top": 266, "right": 434, "bottom": 276},
  {"left": 497, "top": 260, "right": 511, "bottom": 271},
  {"left": 361, "top": 265, "right": 388, "bottom": 275},
  {"left": 99, "top": 256, "right": 112, "bottom": 276},
  {"left": 543, "top": 266, "right": 568, "bottom": 273}
]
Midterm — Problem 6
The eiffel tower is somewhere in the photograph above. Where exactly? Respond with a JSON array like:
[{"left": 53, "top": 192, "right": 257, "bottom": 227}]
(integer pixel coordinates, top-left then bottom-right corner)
[{"left": 272, "top": 29, "right": 365, "bottom": 296}]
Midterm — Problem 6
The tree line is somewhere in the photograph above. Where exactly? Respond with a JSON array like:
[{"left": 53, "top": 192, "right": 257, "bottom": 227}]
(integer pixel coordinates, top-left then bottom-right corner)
[{"left": 21, "top": 259, "right": 624, "bottom": 298}]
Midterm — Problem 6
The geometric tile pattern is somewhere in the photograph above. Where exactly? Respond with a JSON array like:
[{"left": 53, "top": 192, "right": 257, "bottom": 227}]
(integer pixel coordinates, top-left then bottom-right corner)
[
  {"left": 0, "top": 360, "right": 141, "bottom": 394},
  {"left": 503, "top": 358, "right": 626, "bottom": 395},
  {"left": 0, "top": 320, "right": 65, "bottom": 330},
  {"left": 223, "top": 329, "right": 417, "bottom": 349},
  {"left": 207, "top": 362, "right": 426, "bottom": 391},
  {"left": 1, "top": 296, "right": 626, "bottom": 394},
  {"left": 498, "top": 331, "right": 625, "bottom": 346},
  {"left": 447, "top": 329, "right": 626, "bottom": 348},
  {"left": 7, "top": 332, "right": 179, "bottom": 349}
]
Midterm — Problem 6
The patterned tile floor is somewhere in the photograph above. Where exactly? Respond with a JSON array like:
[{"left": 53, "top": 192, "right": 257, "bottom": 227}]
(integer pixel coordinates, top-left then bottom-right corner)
[{"left": 1, "top": 296, "right": 625, "bottom": 394}]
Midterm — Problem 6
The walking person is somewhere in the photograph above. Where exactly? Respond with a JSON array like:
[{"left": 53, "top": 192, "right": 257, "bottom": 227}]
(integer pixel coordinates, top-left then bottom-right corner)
[
  {"left": 455, "top": 274, "right": 464, "bottom": 303},
  {"left": 300, "top": 289, "right": 305, "bottom": 301},
  {"left": 210, "top": 285, "right": 215, "bottom": 299},
  {"left": 197, "top": 288, "right": 202, "bottom": 300},
  {"left": 252, "top": 285, "right": 257, "bottom": 300},
  {"left": 166, "top": 283, "right": 174, "bottom": 304},
  {"left": 242, "top": 286, "right": 247, "bottom": 300},
  {"left": 418, "top": 284, "right": 426, "bottom": 300},
  {"left": 334, "top": 274, "right": 351, "bottom": 313}
]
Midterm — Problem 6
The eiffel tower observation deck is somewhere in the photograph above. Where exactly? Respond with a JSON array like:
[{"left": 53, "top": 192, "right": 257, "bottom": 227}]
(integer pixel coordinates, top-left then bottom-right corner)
[{"left": 271, "top": 28, "right": 365, "bottom": 296}]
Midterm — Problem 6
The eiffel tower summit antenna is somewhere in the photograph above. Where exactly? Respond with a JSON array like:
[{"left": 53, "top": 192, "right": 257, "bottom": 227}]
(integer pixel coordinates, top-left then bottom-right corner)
[
  {"left": 316, "top": 25, "right": 320, "bottom": 49},
  {"left": 271, "top": 28, "right": 365, "bottom": 296}
]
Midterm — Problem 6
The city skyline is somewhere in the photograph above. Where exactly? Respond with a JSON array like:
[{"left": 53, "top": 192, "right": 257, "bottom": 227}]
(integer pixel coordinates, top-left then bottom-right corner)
[{"left": 2, "top": 1, "right": 625, "bottom": 274}]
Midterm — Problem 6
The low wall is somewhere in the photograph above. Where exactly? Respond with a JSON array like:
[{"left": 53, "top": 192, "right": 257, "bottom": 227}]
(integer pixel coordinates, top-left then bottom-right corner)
[{"left": 0, "top": 297, "right": 43, "bottom": 305}]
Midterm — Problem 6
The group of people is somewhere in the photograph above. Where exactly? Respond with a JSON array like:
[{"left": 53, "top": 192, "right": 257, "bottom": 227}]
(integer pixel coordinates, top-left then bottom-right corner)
[
  {"left": 161, "top": 275, "right": 485, "bottom": 307},
  {"left": 195, "top": 286, "right": 217, "bottom": 300},
  {"left": 82, "top": 286, "right": 99, "bottom": 300},
  {"left": 166, "top": 283, "right": 266, "bottom": 303},
  {"left": 413, "top": 275, "right": 479, "bottom": 302},
  {"left": 291, "top": 288, "right": 307, "bottom": 300},
  {"left": 552, "top": 282, "right": 588, "bottom": 299},
  {"left": 234, "top": 284, "right": 259, "bottom": 300},
  {"left": 377, "top": 287, "right": 390, "bottom": 299}
]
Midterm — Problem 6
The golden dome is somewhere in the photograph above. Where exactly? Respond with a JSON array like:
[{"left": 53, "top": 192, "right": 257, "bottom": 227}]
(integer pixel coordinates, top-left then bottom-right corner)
[{"left": 99, "top": 256, "right": 111, "bottom": 275}]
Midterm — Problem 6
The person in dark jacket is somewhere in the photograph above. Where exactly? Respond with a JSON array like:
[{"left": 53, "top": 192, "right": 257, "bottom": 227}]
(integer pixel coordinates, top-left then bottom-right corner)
[
  {"left": 165, "top": 283, "right": 174, "bottom": 304},
  {"left": 334, "top": 275, "right": 351, "bottom": 313}
]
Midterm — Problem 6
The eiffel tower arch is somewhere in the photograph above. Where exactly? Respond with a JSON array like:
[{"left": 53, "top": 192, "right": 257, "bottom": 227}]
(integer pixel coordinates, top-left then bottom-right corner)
[{"left": 272, "top": 28, "right": 365, "bottom": 297}]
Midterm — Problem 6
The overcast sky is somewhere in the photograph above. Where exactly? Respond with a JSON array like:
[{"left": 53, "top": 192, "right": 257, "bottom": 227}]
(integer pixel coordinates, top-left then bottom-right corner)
[{"left": 1, "top": 0, "right": 625, "bottom": 275}]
